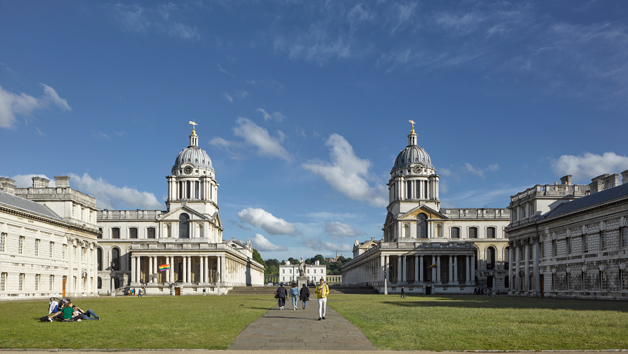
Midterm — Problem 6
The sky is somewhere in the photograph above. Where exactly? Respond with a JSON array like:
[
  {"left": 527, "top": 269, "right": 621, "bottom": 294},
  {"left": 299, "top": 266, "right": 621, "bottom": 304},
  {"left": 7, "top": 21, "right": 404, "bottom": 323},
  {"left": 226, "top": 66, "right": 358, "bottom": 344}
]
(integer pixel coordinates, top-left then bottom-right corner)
[{"left": 1, "top": 0, "right": 628, "bottom": 261}]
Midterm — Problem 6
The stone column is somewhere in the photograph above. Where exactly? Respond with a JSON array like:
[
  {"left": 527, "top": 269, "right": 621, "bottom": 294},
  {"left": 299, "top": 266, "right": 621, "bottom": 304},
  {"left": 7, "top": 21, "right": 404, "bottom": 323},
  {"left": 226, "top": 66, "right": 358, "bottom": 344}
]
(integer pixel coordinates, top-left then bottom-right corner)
[
  {"left": 182, "top": 256, "right": 187, "bottom": 283},
  {"left": 534, "top": 242, "right": 540, "bottom": 297},
  {"left": 508, "top": 247, "right": 513, "bottom": 294},
  {"left": 402, "top": 256, "right": 407, "bottom": 284},
  {"left": 380, "top": 254, "right": 385, "bottom": 285},
  {"left": 436, "top": 256, "right": 441, "bottom": 284},
  {"left": 419, "top": 256, "right": 424, "bottom": 283},
  {"left": 187, "top": 256, "right": 192, "bottom": 283},
  {"left": 131, "top": 256, "right": 136, "bottom": 283},
  {"left": 199, "top": 256, "right": 204, "bottom": 284},
  {"left": 148, "top": 256, "right": 153, "bottom": 283},
  {"left": 137, "top": 256, "right": 142, "bottom": 283},
  {"left": 397, "top": 256, "right": 402, "bottom": 284},
  {"left": 524, "top": 244, "right": 530, "bottom": 295},
  {"left": 515, "top": 246, "right": 520, "bottom": 293},
  {"left": 448, "top": 256, "right": 453, "bottom": 284},
  {"left": 220, "top": 256, "right": 226, "bottom": 283},
  {"left": 453, "top": 256, "right": 458, "bottom": 283},
  {"left": 470, "top": 255, "right": 476, "bottom": 285},
  {"left": 204, "top": 256, "right": 209, "bottom": 283},
  {"left": 431, "top": 256, "right": 436, "bottom": 282},
  {"left": 465, "top": 256, "right": 470, "bottom": 285},
  {"left": 415, "top": 255, "right": 419, "bottom": 283},
  {"left": 385, "top": 255, "right": 390, "bottom": 284},
  {"left": 169, "top": 256, "right": 174, "bottom": 283}
]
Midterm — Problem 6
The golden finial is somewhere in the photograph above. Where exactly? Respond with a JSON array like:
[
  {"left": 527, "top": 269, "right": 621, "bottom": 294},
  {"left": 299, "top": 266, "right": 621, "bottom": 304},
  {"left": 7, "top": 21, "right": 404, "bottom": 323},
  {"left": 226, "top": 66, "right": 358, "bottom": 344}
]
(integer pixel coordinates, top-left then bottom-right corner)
[
  {"left": 189, "top": 120, "right": 198, "bottom": 135},
  {"left": 409, "top": 119, "right": 416, "bottom": 134}
]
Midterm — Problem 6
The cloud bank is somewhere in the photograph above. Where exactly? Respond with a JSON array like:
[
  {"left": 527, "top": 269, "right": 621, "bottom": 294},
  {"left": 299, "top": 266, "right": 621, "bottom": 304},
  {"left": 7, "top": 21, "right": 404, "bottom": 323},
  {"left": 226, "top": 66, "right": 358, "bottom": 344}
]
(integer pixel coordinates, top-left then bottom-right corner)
[
  {"left": 251, "top": 234, "right": 287, "bottom": 251},
  {"left": 69, "top": 173, "right": 163, "bottom": 210},
  {"left": 552, "top": 152, "right": 628, "bottom": 182},
  {"left": 0, "top": 84, "right": 71, "bottom": 129},
  {"left": 238, "top": 208, "right": 300, "bottom": 236}
]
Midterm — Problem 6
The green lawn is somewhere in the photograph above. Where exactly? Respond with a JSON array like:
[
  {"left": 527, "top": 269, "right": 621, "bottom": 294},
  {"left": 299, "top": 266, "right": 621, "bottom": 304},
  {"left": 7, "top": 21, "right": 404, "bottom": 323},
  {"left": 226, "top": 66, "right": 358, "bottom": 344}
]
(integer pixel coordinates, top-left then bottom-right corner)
[
  {"left": 0, "top": 295, "right": 275, "bottom": 349},
  {"left": 328, "top": 294, "right": 628, "bottom": 351}
]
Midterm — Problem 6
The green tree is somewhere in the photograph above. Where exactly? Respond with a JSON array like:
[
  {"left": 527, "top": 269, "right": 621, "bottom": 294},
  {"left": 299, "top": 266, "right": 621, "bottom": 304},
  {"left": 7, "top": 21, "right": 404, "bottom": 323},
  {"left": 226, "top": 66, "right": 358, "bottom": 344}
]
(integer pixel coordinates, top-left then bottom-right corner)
[
  {"left": 252, "top": 249, "right": 265, "bottom": 267},
  {"left": 287, "top": 257, "right": 300, "bottom": 264}
]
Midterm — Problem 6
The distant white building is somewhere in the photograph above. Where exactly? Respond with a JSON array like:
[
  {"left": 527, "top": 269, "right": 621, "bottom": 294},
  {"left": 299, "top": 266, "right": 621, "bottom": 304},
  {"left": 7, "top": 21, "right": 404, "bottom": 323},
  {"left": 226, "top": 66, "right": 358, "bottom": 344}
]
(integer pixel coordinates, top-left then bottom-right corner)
[
  {"left": 279, "top": 260, "right": 326, "bottom": 284},
  {"left": 0, "top": 176, "right": 100, "bottom": 301}
]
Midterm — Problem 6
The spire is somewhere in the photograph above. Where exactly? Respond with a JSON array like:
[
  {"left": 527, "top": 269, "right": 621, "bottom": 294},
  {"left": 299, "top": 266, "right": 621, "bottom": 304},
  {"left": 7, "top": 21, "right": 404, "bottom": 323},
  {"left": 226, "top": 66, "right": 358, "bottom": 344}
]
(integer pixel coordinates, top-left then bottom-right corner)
[
  {"left": 408, "top": 119, "right": 417, "bottom": 146},
  {"left": 189, "top": 120, "right": 198, "bottom": 147}
]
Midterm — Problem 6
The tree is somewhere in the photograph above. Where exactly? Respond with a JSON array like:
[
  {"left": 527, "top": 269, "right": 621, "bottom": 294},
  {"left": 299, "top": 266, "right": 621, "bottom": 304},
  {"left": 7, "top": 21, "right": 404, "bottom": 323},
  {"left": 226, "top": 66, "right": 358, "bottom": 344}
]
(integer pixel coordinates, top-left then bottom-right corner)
[
  {"left": 264, "top": 259, "right": 280, "bottom": 275},
  {"left": 287, "top": 257, "right": 300, "bottom": 265},
  {"left": 252, "top": 249, "right": 265, "bottom": 267}
]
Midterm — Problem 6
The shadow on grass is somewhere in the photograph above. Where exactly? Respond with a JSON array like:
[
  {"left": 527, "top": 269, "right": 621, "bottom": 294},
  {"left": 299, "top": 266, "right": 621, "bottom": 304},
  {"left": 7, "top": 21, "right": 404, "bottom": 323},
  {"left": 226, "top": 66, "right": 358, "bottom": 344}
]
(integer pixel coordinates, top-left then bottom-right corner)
[{"left": 381, "top": 295, "right": 628, "bottom": 312}]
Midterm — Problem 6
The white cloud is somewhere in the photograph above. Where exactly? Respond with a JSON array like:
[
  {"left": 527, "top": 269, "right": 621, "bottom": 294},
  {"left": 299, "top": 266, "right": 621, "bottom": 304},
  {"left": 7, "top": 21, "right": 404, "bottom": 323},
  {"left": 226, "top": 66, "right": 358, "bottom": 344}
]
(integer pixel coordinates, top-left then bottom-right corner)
[
  {"left": 217, "top": 64, "right": 234, "bottom": 78},
  {"left": 233, "top": 89, "right": 249, "bottom": 99},
  {"left": 251, "top": 234, "right": 287, "bottom": 252},
  {"left": 112, "top": 3, "right": 200, "bottom": 41},
  {"left": 552, "top": 152, "right": 628, "bottom": 182},
  {"left": 10, "top": 174, "right": 56, "bottom": 188},
  {"left": 169, "top": 22, "right": 200, "bottom": 41},
  {"left": 233, "top": 117, "right": 292, "bottom": 161},
  {"left": 464, "top": 163, "right": 499, "bottom": 178},
  {"left": 95, "top": 132, "right": 112, "bottom": 141},
  {"left": 69, "top": 173, "right": 163, "bottom": 210},
  {"left": 302, "top": 134, "right": 387, "bottom": 207},
  {"left": 303, "top": 237, "right": 352, "bottom": 252},
  {"left": 256, "top": 108, "right": 285, "bottom": 122},
  {"left": 324, "top": 221, "right": 365, "bottom": 240},
  {"left": 0, "top": 84, "right": 71, "bottom": 129},
  {"left": 238, "top": 208, "right": 300, "bottom": 236},
  {"left": 222, "top": 93, "right": 233, "bottom": 103}
]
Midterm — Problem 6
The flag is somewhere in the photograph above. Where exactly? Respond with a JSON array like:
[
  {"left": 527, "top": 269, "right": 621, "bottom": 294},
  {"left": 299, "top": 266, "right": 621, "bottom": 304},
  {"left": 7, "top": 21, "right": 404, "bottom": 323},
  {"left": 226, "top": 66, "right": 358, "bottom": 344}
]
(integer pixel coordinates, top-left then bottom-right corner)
[
  {"left": 159, "top": 264, "right": 170, "bottom": 271},
  {"left": 427, "top": 263, "right": 437, "bottom": 268}
]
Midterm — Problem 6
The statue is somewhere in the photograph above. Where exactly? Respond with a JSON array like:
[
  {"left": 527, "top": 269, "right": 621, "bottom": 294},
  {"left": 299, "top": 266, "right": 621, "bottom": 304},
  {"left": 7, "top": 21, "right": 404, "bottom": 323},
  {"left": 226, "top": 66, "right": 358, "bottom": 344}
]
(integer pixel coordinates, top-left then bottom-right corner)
[{"left": 298, "top": 257, "right": 306, "bottom": 277}]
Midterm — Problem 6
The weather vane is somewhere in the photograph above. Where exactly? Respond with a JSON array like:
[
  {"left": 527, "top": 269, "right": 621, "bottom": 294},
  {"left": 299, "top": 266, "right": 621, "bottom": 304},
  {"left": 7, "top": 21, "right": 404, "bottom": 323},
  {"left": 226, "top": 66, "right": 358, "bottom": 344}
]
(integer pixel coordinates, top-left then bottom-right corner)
[
  {"left": 409, "top": 120, "right": 415, "bottom": 129},
  {"left": 189, "top": 120, "right": 197, "bottom": 128}
]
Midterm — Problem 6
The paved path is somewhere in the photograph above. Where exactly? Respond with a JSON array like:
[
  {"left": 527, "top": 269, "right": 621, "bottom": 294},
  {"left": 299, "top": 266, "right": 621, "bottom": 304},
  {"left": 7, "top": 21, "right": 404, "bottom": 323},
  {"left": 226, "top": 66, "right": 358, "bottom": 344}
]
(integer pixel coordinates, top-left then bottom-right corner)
[{"left": 228, "top": 300, "right": 377, "bottom": 351}]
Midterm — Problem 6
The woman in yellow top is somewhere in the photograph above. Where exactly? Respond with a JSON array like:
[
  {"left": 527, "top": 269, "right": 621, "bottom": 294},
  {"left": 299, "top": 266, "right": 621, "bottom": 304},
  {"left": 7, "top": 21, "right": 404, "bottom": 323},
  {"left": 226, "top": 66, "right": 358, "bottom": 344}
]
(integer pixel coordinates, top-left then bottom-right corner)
[{"left": 315, "top": 278, "right": 329, "bottom": 320}]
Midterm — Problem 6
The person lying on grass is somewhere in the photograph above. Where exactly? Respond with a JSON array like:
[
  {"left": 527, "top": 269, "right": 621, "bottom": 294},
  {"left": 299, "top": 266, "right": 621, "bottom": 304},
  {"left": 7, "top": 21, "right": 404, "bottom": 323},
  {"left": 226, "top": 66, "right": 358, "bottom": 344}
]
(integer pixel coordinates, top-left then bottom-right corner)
[{"left": 47, "top": 302, "right": 100, "bottom": 321}]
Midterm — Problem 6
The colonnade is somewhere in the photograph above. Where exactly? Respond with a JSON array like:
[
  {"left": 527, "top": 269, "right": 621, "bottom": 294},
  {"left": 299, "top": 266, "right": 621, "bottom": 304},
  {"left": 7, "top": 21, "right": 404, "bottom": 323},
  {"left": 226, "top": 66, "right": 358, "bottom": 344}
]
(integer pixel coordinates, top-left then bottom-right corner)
[
  {"left": 390, "top": 176, "right": 440, "bottom": 202},
  {"left": 131, "top": 254, "right": 225, "bottom": 285},
  {"left": 380, "top": 254, "right": 475, "bottom": 285},
  {"left": 167, "top": 176, "right": 217, "bottom": 202},
  {"left": 508, "top": 237, "right": 541, "bottom": 296}
]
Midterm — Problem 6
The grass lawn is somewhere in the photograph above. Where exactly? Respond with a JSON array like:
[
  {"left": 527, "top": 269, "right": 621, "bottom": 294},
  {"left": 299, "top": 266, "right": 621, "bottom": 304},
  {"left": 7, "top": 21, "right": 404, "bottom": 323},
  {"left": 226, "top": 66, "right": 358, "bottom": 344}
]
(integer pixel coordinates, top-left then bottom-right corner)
[
  {"left": 328, "top": 294, "right": 628, "bottom": 351},
  {"left": 0, "top": 295, "right": 275, "bottom": 349}
]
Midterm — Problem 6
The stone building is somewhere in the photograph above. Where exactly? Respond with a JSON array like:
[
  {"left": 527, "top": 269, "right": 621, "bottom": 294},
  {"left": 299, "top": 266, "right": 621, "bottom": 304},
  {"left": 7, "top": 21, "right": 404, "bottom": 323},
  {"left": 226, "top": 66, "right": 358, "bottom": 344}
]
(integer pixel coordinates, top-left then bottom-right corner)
[
  {"left": 279, "top": 260, "right": 326, "bottom": 284},
  {"left": 96, "top": 125, "right": 264, "bottom": 296},
  {"left": 0, "top": 176, "right": 100, "bottom": 300},
  {"left": 342, "top": 124, "right": 510, "bottom": 294},
  {"left": 506, "top": 171, "right": 628, "bottom": 299}
]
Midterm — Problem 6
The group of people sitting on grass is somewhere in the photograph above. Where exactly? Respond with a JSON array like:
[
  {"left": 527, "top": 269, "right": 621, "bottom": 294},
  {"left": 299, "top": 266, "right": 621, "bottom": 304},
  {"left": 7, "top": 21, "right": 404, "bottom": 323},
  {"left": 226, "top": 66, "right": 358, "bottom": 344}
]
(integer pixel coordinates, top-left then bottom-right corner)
[{"left": 41, "top": 298, "right": 101, "bottom": 322}]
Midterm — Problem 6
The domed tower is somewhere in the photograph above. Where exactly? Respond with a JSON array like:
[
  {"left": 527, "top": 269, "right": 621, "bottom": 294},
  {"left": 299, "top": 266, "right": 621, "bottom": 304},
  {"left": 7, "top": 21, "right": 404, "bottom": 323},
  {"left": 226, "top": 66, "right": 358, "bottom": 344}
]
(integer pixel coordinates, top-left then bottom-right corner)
[
  {"left": 387, "top": 122, "right": 441, "bottom": 217},
  {"left": 166, "top": 124, "right": 219, "bottom": 217}
]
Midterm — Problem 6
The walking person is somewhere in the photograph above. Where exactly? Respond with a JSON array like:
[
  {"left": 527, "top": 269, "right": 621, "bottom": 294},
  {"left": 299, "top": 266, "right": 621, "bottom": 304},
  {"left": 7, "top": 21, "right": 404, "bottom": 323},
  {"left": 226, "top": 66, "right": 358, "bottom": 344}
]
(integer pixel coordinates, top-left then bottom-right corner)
[
  {"left": 289, "top": 283, "right": 299, "bottom": 310},
  {"left": 315, "top": 278, "right": 329, "bottom": 321},
  {"left": 300, "top": 283, "right": 310, "bottom": 310},
  {"left": 401, "top": 286, "right": 406, "bottom": 298},
  {"left": 275, "top": 283, "right": 287, "bottom": 310}
]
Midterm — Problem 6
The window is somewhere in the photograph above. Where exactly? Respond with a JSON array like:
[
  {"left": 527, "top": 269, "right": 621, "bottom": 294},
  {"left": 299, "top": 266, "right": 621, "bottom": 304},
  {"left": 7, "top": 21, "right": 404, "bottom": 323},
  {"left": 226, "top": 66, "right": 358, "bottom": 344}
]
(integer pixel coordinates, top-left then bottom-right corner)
[
  {"left": 112, "top": 248, "right": 120, "bottom": 271},
  {"left": 112, "top": 228, "right": 120, "bottom": 239},
  {"left": 583, "top": 234, "right": 589, "bottom": 253},
  {"left": 282, "top": 269, "right": 285, "bottom": 274},
  {"left": 179, "top": 213, "right": 190, "bottom": 239},
  {"left": 129, "top": 228, "right": 138, "bottom": 239},
  {"left": 19, "top": 273, "right": 24, "bottom": 291},
  {"left": 417, "top": 214, "right": 428, "bottom": 238},
  {"left": 451, "top": 227, "right": 460, "bottom": 239},
  {"left": 406, "top": 181, "right": 412, "bottom": 199},
  {"left": 62, "top": 244, "right": 67, "bottom": 259},
  {"left": 98, "top": 277, "right": 102, "bottom": 289},
  {"left": 35, "top": 274, "right": 40, "bottom": 291},
  {"left": 552, "top": 240, "right": 557, "bottom": 257},
  {"left": 487, "top": 247, "right": 496, "bottom": 270},
  {"left": 622, "top": 227, "right": 628, "bottom": 248},
  {"left": 566, "top": 237, "right": 572, "bottom": 254},
  {"left": 49, "top": 275, "right": 54, "bottom": 291},
  {"left": 0, "top": 273, "right": 6, "bottom": 291},
  {"left": 186, "top": 181, "right": 191, "bottom": 199},
  {"left": 98, "top": 228, "right": 102, "bottom": 239},
  {"left": 195, "top": 181, "right": 200, "bottom": 199},
  {"left": 49, "top": 242, "right": 54, "bottom": 258},
  {"left": 0, "top": 233, "right": 5, "bottom": 252},
  {"left": 469, "top": 227, "right": 478, "bottom": 239},
  {"left": 621, "top": 270, "right": 628, "bottom": 291},
  {"left": 19, "top": 236, "right": 24, "bottom": 254},
  {"left": 147, "top": 228, "right": 156, "bottom": 239},
  {"left": 35, "top": 239, "right": 40, "bottom": 256},
  {"left": 97, "top": 248, "right": 103, "bottom": 271},
  {"left": 600, "top": 271, "right": 607, "bottom": 291},
  {"left": 487, "top": 227, "right": 496, "bottom": 239},
  {"left": 600, "top": 231, "right": 606, "bottom": 251}
]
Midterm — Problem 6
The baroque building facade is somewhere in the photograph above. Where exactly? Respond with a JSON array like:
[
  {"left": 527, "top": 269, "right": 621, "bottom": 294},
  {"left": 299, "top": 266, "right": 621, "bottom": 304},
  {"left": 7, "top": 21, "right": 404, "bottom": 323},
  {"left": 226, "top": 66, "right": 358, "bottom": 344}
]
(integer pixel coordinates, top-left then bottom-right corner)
[
  {"left": 506, "top": 172, "right": 628, "bottom": 299},
  {"left": 97, "top": 126, "right": 265, "bottom": 296},
  {"left": 0, "top": 176, "right": 100, "bottom": 301},
  {"left": 342, "top": 125, "right": 510, "bottom": 294}
]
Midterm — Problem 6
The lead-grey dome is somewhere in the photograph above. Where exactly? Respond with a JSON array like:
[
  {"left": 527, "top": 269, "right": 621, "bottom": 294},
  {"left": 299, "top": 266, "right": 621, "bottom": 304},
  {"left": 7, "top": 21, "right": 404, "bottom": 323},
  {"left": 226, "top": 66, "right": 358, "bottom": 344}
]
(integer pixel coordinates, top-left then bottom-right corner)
[
  {"left": 392, "top": 145, "right": 433, "bottom": 171},
  {"left": 172, "top": 146, "right": 214, "bottom": 172}
]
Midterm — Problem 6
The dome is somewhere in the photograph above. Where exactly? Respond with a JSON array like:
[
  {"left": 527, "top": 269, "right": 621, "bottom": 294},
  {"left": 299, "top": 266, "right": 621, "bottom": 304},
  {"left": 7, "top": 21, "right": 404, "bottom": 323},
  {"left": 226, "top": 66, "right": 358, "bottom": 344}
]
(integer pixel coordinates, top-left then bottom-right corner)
[
  {"left": 172, "top": 146, "right": 214, "bottom": 172},
  {"left": 392, "top": 145, "right": 433, "bottom": 171}
]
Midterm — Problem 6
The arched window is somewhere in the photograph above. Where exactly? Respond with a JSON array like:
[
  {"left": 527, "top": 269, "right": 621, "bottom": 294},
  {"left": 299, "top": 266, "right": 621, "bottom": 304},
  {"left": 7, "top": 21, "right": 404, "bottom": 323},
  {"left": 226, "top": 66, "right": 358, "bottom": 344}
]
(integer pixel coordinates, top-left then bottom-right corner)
[
  {"left": 97, "top": 248, "right": 103, "bottom": 271},
  {"left": 451, "top": 227, "right": 460, "bottom": 239},
  {"left": 179, "top": 213, "right": 190, "bottom": 239},
  {"left": 487, "top": 227, "right": 496, "bottom": 239},
  {"left": 112, "top": 247, "right": 120, "bottom": 271},
  {"left": 487, "top": 247, "right": 496, "bottom": 270},
  {"left": 469, "top": 227, "right": 478, "bottom": 239},
  {"left": 417, "top": 214, "right": 428, "bottom": 239},
  {"left": 97, "top": 277, "right": 102, "bottom": 289}
]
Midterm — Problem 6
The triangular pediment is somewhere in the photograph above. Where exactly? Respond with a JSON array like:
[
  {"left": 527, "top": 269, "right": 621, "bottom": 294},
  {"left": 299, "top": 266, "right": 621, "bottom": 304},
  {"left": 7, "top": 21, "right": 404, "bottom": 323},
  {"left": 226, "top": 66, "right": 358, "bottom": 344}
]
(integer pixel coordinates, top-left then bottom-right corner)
[
  {"left": 158, "top": 205, "right": 211, "bottom": 221},
  {"left": 398, "top": 205, "right": 448, "bottom": 220}
]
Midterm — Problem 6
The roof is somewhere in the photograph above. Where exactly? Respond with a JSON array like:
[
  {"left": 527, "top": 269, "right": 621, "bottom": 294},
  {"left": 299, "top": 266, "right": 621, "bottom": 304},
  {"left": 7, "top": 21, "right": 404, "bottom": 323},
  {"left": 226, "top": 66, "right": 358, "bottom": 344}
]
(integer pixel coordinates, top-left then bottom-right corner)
[
  {"left": 0, "top": 191, "right": 64, "bottom": 221},
  {"left": 543, "top": 182, "right": 628, "bottom": 220}
]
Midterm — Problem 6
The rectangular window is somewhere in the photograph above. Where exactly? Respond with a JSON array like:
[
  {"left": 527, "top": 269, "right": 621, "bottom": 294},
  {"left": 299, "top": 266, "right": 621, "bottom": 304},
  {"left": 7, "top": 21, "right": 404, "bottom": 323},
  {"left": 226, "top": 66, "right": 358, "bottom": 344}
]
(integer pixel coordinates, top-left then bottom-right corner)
[
  {"left": 621, "top": 270, "right": 628, "bottom": 291},
  {"left": 0, "top": 233, "right": 5, "bottom": 252},
  {"left": 147, "top": 228, "right": 156, "bottom": 239},
  {"left": 622, "top": 227, "right": 628, "bottom": 248},
  {"left": 406, "top": 181, "right": 412, "bottom": 199},
  {"left": 19, "top": 273, "right": 24, "bottom": 291},
  {"left": 49, "top": 275, "right": 54, "bottom": 291},
  {"left": 35, "top": 274, "right": 40, "bottom": 291},
  {"left": 487, "top": 227, "right": 496, "bottom": 239},
  {"left": 195, "top": 181, "right": 200, "bottom": 199},
  {"left": 469, "top": 228, "right": 477, "bottom": 239},
  {"left": 566, "top": 237, "right": 572, "bottom": 254},
  {"left": 540, "top": 242, "right": 545, "bottom": 258},
  {"left": 186, "top": 181, "right": 191, "bottom": 199},
  {"left": 112, "top": 228, "right": 120, "bottom": 239},
  {"left": 35, "top": 239, "right": 40, "bottom": 256},
  {"left": 600, "top": 271, "right": 607, "bottom": 291},
  {"left": 62, "top": 244, "right": 67, "bottom": 259},
  {"left": 451, "top": 227, "right": 460, "bottom": 239},
  {"left": 600, "top": 231, "right": 606, "bottom": 251},
  {"left": 552, "top": 240, "right": 557, "bottom": 257},
  {"left": 0, "top": 273, "right": 6, "bottom": 291},
  {"left": 583, "top": 234, "right": 588, "bottom": 253},
  {"left": 129, "top": 228, "right": 138, "bottom": 239},
  {"left": 50, "top": 242, "right": 54, "bottom": 258},
  {"left": 19, "top": 236, "right": 24, "bottom": 254}
]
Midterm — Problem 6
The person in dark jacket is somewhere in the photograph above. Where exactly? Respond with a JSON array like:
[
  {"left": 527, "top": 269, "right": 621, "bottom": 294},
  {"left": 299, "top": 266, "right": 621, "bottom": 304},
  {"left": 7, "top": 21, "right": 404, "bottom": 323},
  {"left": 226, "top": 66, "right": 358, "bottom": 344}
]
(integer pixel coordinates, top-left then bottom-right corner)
[
  {"left": 300, "top": 283, "right": 310, "bottom": 310},
  {"left": 275, "top": 283, "right": 287, "bottom": 310}
]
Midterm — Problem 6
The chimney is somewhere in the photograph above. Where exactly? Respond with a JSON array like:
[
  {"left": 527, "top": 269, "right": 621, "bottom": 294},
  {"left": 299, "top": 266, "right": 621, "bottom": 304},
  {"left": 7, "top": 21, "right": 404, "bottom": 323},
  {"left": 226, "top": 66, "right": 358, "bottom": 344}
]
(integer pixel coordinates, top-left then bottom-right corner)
[
  {"left": 32, "top": 176, "right": 50, "bottom": 188},
  {"left": 622, "top": 170, "right": 628, "bottom": 185},
  {"left": 0, "top": 177, "right": 16, "bottom": 195},
  {"left": 590, "top": 174, "right": 609, "bottom": 194},
  {"left": 54, "top": 176, "right": 71, "bottom": 188},
  {"left": 560, "top": 175, "right": 572, "bottom": 185}
]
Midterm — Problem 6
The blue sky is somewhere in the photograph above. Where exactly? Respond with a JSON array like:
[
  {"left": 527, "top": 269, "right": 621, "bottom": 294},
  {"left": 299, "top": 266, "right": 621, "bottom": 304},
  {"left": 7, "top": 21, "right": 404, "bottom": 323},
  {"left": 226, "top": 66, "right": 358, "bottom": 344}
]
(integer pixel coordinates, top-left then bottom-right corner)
[{"left": 1, "top": 0, "right": 628, "bottom": 261}]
